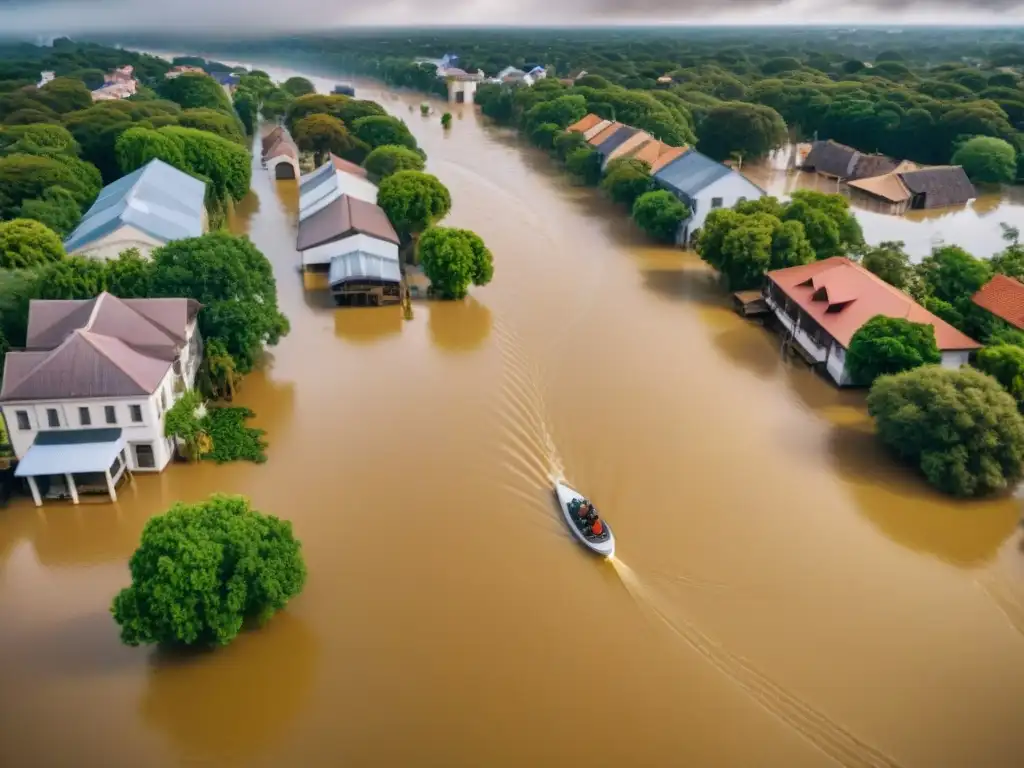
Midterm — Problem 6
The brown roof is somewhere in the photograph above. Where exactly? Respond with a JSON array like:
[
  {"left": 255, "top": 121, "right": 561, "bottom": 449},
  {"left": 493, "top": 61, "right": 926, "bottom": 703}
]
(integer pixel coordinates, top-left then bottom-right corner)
[
  {"left": 898, "top": 166, "right": 975, "bottom": 209},
  {"left": 972, "top": 274, "right": 1024, "bottom": 329},
  {"left": 567, "top": 114, "right": 604, "bottom": 134},
  {"left": 847, "top": 172, "right": 912, "bottom": 203},
  {"left": 261, "top": 125, "right": 286, "bottom": 155},
  {"left": 265, "top": 135, "right": 298, "bottom": 161},
  {"left": 629, "top": 140, "right": 688, "bottom": 173},
  {"left": 1, "top": 293, "right": 198, "bottom": 401},
  {"left": 606, "top": 131, "right": 653, "bottom": 164},
  {"left": 767, "top": 257, "right": 980, "bottom": 350},
  {"left": 330, "top": 153, "right": 369, "bottom": 179},
  {"left": 296, "top": 194, "right": 400, "bottom": 251},
  {"left": 587, "top": 122, "right": 624, "bottom": 147}
]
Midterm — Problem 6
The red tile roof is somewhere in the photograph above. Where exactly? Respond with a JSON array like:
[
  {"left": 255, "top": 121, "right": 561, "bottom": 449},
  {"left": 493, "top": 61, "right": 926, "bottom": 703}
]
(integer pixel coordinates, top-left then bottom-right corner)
[
  {"left": 567, "top": 113, "right": 604, "bottom": 134},
  {"left": 767, "top": 257, "right": 980, "bottom": 350},
  {"left": 972, "top": 274, "right": 1024, "bottom": 330}
]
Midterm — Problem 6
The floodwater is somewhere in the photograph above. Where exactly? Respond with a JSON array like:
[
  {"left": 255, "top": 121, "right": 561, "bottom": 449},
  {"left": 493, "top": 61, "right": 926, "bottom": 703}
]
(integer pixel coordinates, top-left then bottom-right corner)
[
  {"left": 2, "top": 59, "right": 1024, "bottom": 768},
  {"left": 746, "top": 149, "right": 1024, "bottom": 259}
]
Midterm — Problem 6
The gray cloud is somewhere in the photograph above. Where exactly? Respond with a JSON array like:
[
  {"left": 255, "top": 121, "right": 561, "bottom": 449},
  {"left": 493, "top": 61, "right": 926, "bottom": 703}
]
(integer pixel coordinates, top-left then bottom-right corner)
[{"left": 0, "top": 0, "right": 1021, "bottom": 34}]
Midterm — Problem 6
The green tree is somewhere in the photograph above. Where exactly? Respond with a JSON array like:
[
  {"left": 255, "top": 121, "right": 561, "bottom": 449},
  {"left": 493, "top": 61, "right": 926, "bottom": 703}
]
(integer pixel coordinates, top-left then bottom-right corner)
[
  {"left": 529, "top": 122, "right": 560, "bottom": 150},
  {"left": 260, "top": 88, "right": 294, "bottom": 121},
  {"left": 106, "top": 248, "right": 153, "bottom": 297},
  {"left": 867, "top": 366, "right": 1024, "bottom": 497},
  {"left": 352, "top": 115, "right": 418, "bottom": 151},
  {"left": 524, "top": 94, "right": 587, "bottom": 130},
  {"left": 36, "top": 77, "right": 93, "bottom": 114},
  {"left": 377, "top": 171, "right": 452, "bottom": 241},
  {"left": 0, "top": 123, "right": 78, "bottom": 156},
  {"left": 554, "top": 130, "right": 588, "bottom": 161},
  {"left": 337, "top": 100, "right": 387, "bottom": 124},
  {"left": 697, "top": 102, "right": 787, "bottom": 161},
  {"left": 362, "top": 144, "right": 425, "bottom": 180},
  {"left": 0, "top": 218, "right": 65, "bottom": 268},
  {"left": 232, "top": 88, "right": 258, "bottom": 135},
  {"left": 157, "top": 72, "right": 232, "bottom": 112},
  {"left": 178, "top": 108, "right": 247, "bottom": 146},
  {"left": 150, "top": 233, "right": 289, "bottom": 373},
  {"left": 33, "top": 256, "right": 107, "bottom": 300},
  {"left": 566, "top": 146, "right": 602, "bottom": 185},
  {"left": 17, "top": 187, "right": 82, "bottom": 237},
  {"left": 293, "top": 114, "right": 357, "bottom": 166},
  {"left": 110, "top": 494, "right": 306, "bottom": 647},
  {"left": 846, "top": 315, "right": 942, "bottom": 385},
  {"left": 601, "top": 157, "right": 652, "bottom": 207},
  {"left": 164, "top": 389, "right": 208, "bottom": 461},
  {"left": 282, "top": 76, "right": 316, "bottom": 97},
  {"left": 784, "top": 191, "right": 863, "bottom": 256},
  {"left": 0, "top": 153, "right": 100, "bottom": 217},
  {"left": 631, "top": 190, "right": 689, "bottom": 243},
  {"left": 697, "top": 209, "right": 815, "bottom": 290},
  {"left": 917, "top": 245, "right": 992, "bottom": 306},
  {"left": 976, "top": 344, "right": 1024, "bottom": 408},
  {"left": 951, "top": 136, "right": 1017, "bottom": 184},
  {"left": 284, "top": 93, "right": 347, "bottom": 129},
  {"left": 862, "top": 240, "right": 914, "bottom": 289},
  {"left": 441, "top": 112, "right": 452, "bottom": 129},
  {"left": 419, "top": 227, "right": 494, "bottom": 300},
  {"left": 159, "top": 126, "right": 251, "bottom": 202},
  {"left": 114, "top": 126, "right": 187, "bottom": 174}
]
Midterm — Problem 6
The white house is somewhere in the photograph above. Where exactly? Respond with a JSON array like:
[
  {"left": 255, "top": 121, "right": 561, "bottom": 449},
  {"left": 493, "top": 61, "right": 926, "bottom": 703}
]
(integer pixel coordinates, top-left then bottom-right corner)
[
  {"left": 63, "top": 158, "right": 208, "bottom": 259},
  {"left": 0, "top": 293, "right": 203, "bottom": 505},
  {"left": 299, "top": 155, "right": 378, "bottom": 220},
  {"left": 763, "top": 257, "right": 980, "bottom": 387},
  {"left": 264, "top": 133, "right": 300, "bottom": 180},
  {"left": 37, "top": 71, "right": 55, "bottom": 88},
  {"left": 296, "top": 193, "right": 400, "bottom": 270},
  {"left": 653, "top": 149, "right": 765, "bottom": 245}
]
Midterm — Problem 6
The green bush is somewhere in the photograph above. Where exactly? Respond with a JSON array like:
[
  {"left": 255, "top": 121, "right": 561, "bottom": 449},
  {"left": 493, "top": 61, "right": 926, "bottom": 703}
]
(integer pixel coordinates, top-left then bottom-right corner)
[
  {"left": 632, "top": 190, "right": 689, "bottom": 243},
  {"left": 204, "top": 406, "right": 268, "bottom": 464},
  {"left": 846, "top": 315, "right": 942, "bottom": 385}
]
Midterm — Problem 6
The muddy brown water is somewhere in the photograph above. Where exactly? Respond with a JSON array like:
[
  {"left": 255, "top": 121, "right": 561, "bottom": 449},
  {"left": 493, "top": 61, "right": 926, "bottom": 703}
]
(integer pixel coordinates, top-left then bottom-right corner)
[{"left": 2, "top": 60, "right": 1024, "bottom": 768}]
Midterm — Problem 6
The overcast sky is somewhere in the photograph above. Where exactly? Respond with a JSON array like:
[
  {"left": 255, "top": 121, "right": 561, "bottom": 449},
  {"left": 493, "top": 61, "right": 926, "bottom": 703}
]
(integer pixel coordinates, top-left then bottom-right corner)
[{"left": 0, "top": 0, "right": 1021, "bottom": 35}]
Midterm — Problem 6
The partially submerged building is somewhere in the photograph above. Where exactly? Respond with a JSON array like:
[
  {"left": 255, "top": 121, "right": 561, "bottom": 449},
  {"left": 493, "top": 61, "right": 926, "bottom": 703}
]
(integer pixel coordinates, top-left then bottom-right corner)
[
  {"left": 63, "top": 158, "right": 207, "bottom": 259},
  {"left": 299, "top": 155, "right": 378, "bottom": 220},
  {"left": 263, "top": 129, "right": 300, "bottom": 180},
  {"left": 802, "top": 140, "right": 903, "bottom": 181},
  {"left": 764, "top": 257, "right": 980, "bottom": 386},
  {"left": 0, "top": 293, "right": 203, "bottom": 504},
  {"left": 847, "top": 165, "right": 975, "bottom": 213}
]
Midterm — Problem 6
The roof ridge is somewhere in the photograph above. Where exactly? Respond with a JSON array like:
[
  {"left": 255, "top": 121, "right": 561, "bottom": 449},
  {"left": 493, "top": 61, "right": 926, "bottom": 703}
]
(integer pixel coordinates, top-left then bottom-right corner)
[
  {"left": 83, "top": 292, "right": 106, "bottom": 331},
  {"left": 78, "top": 329, "right": 160, "bottom": 392}
]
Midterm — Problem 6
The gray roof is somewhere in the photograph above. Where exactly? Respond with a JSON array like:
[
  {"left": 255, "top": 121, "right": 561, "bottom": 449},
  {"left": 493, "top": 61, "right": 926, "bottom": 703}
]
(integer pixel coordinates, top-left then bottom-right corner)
[
  {"left": 15, "top": 428, "right": 126, "bottom": 477},
  {"left": 899, "top": 166, "right": 976, "bottom": 209},
  {"left": 803, "top": 140, "right": 900, "bottom": 181},
  {"left": 595, "top": 125, "right": 638, "bottom": 157},
  {"left": 654, "top": 150, "right": 761, "bottom": 199},
  {"left": 329, "top": 251, "right": 402, "bottom": 286},
  {"left": 2, "top": 293, "right": 198, "bottom": 402},
  {"left": 64, "top": 159, "right": 206, "bottom": 254}
]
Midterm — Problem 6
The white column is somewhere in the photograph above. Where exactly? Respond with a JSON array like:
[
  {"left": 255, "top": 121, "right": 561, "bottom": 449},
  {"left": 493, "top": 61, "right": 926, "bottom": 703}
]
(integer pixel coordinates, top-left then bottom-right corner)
[
  {"left": 65, "top": 473, "right": 79, "bottom": 504},
  {"left": 105, "top": 469, "right": 117, "bottom": 502},
  {"left": 26, "top": 476, "right": 42, "bottom": 507}
]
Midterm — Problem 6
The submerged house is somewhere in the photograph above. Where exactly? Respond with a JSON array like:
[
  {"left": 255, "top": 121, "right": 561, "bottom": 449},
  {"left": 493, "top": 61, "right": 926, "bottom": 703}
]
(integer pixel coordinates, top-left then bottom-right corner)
[
  {"left": 764, "top": 257, "right": 980, "bottom": 386},
  {"left": 261, "top": 127, "right": 300, "bottom": 180},
  {"left": 64, "top": 159, "right": 207, "bottom": 259},
  {"left": 802, "top": 140, "right": 903, "bottom": 181},
  {"left": 847, "top": 165, "right": 975, "bottom": 213},
  {"left": 299, "top": 155, "right": 377, "bottom": 221},
  {"left": 0, "top": 293, "right": 203, "bottom": 504},
  {"left": 653, "top": 149, "right": 765, "bottom": 245},
  {"left": 295, "top": 193, "right": 401, "bottom": 306}
]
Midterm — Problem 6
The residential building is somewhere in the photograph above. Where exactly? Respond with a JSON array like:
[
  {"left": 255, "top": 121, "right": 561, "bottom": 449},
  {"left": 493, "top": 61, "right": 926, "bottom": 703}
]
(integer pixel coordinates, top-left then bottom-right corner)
[
  {"left": 328, "top": 250, "right": 402, "bottom": 306},
  {"left": 263, "top": 129, "right": 300, "bottom": 180},
  {"left": 587, "top": 121, "right": 626, "bottom": 150},
  {"left": 299, "top": 154, "right": 378, "bottom": 220},
  {"left": 802, "top": 139, "right": 903, "bottom": 180},
  {"left": 296, "top": 193, "right": 400, "bottom": 271},
  {"left": 628, "top": 140, "right": 689, "bottom": 174},
  {"left": 847, "top": 165, "right": 975, "bottom": 213},
  {"left": 653, "top": 149, "right": 765, "bottom": 244},
  {"left": 91, "top": 81, "right": 137, "bottom": 101},
  {"left": 63, "top": 158, "right": 208, "bottom": 259},
  {"left": 764, "top": 257, "right": 980, "bottom": 386},
  {"left": 261, "top": 125, "right": 286, "bottom": 157},
  {"left": 567, "top": 113, "right": 613, "bottom": 141},
  {"left": 37, "top": 71, "right": 55, "bottom": 88},
  {"left": 165, "top": 65, "right": 205, "bottom": 78},
  {"left": 0, "top": 293, "right": 203, "bottom": 504},
  {"left": 602, "top": 130, "right": 654, "bottom": 168},
  {"left": 593, "top": 125, "right": 642, "bottom": 166},
  {"left": 972, "top": 274, "right": 1024, "bottom": 330}
]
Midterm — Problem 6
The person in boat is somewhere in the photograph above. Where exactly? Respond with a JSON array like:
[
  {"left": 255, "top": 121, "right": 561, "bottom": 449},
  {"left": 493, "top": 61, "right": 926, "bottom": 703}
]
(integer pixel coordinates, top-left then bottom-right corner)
[{"left": 577, "top": 500, "right": 601, "bottom": 536}]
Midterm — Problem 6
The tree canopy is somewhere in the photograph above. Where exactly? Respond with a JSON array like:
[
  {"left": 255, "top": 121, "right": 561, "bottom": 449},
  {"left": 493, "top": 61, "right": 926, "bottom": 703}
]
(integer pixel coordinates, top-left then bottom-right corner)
[
  {"left": 975, "top": 344, "right": 1024, "bottom": 409},
  {"left": 363, "top": 144, "right": 425, "bottom": 180},
  {"left": 111, "top": 494, "right": 306, "bottom": 647},
  {"left": 419, "top": 227, "right": 495, "bottom": 299},
  {"left": 293, "top": 114, "right": 357, "bottom": 166},
  {"left": 157, "top": 72, "right": 233, "bottom": 113},
  {"left": 696, "top": 101, "right": 788, "bottom": 161},
  {"left": 861, "top": 240, "right": 914, "bottom": 290},
  {"left": 0, "top": 218, "right": 65, "bottom": 268},
  {"left": 846, "top": 315, "right": 941, "bottom": 385},
  {"left": 631, "top": 190, "right": 689, "bottom": 243},
  {"left": 951, "top": 136, "right": 1017, "bottom": 184},
  {"left": 867, "top": 366, "right": 1024, "bottom": 497},
  {"left": 0, "top": 152, "right": 100, "bottom": 218},
  {"left": 351, "top": 115, "right": 418, "bottom": 151},
  {"left": 600, "top": 157, "right": 652, "bottom": 207},
  {"left": 377, "top": 170, "right": 452, "bottom": 240},
  {"left": 282, "top": 76, "right": 316, "bottom": 97}
]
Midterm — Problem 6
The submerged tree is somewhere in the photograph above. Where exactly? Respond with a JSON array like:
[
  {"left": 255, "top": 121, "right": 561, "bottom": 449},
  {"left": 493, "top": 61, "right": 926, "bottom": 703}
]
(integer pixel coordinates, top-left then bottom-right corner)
[
  {"left": 846, "top": 315, "right": 941, "bottom": 385},
  {"left": 419, "top": 226, "right": 494, "bottom": 299},
  {"left": 631, "top": 190, "right": 689, "bottom": 243}
]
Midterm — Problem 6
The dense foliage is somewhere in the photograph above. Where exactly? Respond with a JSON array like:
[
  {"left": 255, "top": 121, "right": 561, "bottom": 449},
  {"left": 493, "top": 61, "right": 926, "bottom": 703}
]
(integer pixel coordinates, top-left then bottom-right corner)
[
  {"left": 110, "top": 495, "right": 306, "bottom": 647},
  {"left": 0, "top": 219, "right": 65, "bottom": 268},
  {"left": 363, "top": 144, "right": 425, "bottom": 180},
  {"left": 861, "top": 240, "right": 915, "bottom": 290},
  {"left": 203, "top": 406, "right": 269, "bottom": 464},
  {"left": 377, "top": 170, "right": 452, "bottom": 240},
  {"left": 157, "top": 72, "right": 233, "bottom": 113},
  {"left": 600, "top": 157, "right": 652, "bottom": 207},
  {"left": 351, "top": 115, "right": 418, "bottom": 152},
  {"left": 418, "top": 227, "right": 495, "bottom": 299},
  {"left": 867, "top": 366, "right": 1024, "bottom": 497},
  {"left": 293, "top": 113, "right": 357, "bottom": 166},
  {"left": 951, "top": 136, "right": 1018, "bottom": 184},
  {"left": 975, "top": 344, "right": 1024, "bottom": 409},
  {"left": 631, "top": 190, "right": 689, "bottom": 243},
  {"left": 846, "top": 315, "right": 942, "bottom": 385}
]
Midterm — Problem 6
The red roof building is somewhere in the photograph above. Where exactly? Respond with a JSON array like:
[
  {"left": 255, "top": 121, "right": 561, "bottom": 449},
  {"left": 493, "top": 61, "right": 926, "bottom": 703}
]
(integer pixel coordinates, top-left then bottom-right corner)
[
  {"left": 972, "top": 274, "right": 1024, "bottom": 330},
  {"left": 764, "top": 257, "right": 979, "bottom": 386}
]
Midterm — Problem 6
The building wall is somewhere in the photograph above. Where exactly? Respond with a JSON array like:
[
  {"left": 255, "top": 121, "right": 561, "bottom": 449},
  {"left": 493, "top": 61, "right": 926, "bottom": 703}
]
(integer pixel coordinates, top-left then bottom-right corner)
[
  {"left": 940, "top": 350, "right": 972, "bottom": 370},
  {"left": 684, "top": 173, "right": 765, "bottom": 242},
  {"left": 70, "top": 225, "right": 166, "bottom": 260},
  {"left": 301, "top": 234, "right": 399, "bottom": 267}
]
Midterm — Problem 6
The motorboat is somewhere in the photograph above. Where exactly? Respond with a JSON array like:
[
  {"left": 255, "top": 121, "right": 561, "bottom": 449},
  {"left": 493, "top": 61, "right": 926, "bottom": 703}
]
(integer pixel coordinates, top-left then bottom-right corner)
[{"left": 554, "top": 481, "right": 615, "bottom": 558}]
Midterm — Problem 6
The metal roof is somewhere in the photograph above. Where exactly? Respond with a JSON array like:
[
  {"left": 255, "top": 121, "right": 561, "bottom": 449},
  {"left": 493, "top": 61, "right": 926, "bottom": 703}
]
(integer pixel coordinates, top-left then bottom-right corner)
[
  {"left": 654, "top": 150, "right": 763, "bottom": 199},
  {"left": 63, "top": 159, "right": 206, "bottom": 253},
  {"left": 328, "top": 251, "right": 402, "bottom": 286},
  {"left": 595, "top": 125, "right": 639, "bottom": 157},
  {"left": 15, "top": 428, "right": 125, "bottom": 477}
]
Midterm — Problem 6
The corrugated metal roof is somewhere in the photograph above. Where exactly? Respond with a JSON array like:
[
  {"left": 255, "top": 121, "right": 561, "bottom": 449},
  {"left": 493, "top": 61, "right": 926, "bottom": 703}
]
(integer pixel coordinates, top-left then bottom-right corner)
[
  {"left": 63, "top": 159, "right": 206, "bottom": 253},
  {"left": 328, "top": 251, "right": 402, "bottom": 285},
  {"left": 15, "top": 429, "right": 125, "bottom": 477},
  {"left": 299, "top": 158, "right": 335, "bottom": 193},
  {"left": 595, "top": 125, "right": 639, "bottom": 158},
  {"left": 654, "top": 150, "right": 734, "bottom": 198},
  {"left": 299, "top": 166, "right": 379, "bottom": 220}
]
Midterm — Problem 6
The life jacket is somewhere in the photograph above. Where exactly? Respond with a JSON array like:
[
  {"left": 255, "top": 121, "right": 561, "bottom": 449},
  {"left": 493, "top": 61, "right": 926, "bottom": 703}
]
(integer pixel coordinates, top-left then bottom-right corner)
[{"left": 592, "top": 520, "right": 603, "bottom": 535}]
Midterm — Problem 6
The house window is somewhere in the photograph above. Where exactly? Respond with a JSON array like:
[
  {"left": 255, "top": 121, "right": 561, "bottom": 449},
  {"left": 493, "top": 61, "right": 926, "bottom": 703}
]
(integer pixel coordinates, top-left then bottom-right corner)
[
  {"left": 105, "top": 405, "right": 117, "bottom": 424},
  {"left": 79, "top": 407, "right": 91, "bottom": 426},
  {"left": 130, "top": 405, "right": 143, "bottom": 423},
  {"left": 15, "top": 410, "right": 29, "bottom": 430},
  {"left": 46, "top": 408, "right": 59, "bottom": 428},
  {"left": 133, "top": 443, "right": 155, "bottom": 469},
  {"left": 711, "top": 197, "right": 724, "bottom": 209}
]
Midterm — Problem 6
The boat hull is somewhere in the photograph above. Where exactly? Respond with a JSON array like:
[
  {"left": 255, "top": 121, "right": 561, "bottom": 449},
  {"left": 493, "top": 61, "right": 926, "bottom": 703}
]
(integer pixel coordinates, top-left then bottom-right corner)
[{"left": 554, "top": 482, "right": 615, "bottom": 558}]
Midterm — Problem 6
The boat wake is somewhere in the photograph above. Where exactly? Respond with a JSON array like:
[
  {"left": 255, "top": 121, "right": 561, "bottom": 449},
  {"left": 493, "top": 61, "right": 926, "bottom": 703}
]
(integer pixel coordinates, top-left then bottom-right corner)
[{"left": 609, "top": 558, "right": 902, "bottom": 768}]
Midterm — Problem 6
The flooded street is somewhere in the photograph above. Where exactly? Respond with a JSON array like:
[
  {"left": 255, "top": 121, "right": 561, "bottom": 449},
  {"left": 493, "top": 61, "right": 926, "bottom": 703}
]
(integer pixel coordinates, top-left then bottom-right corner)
[{"left": 2, "top": 59, "right": 1024, "bottom": 768}]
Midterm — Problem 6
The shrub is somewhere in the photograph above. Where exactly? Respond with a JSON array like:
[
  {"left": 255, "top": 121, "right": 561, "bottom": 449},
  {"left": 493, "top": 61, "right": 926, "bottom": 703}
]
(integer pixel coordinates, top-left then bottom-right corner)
[
  {"left": 846, "top": 315, "right": 942, "bottom": 385},
  {"left": 632, "top": 190, "right": 689, "bottom": 243}
]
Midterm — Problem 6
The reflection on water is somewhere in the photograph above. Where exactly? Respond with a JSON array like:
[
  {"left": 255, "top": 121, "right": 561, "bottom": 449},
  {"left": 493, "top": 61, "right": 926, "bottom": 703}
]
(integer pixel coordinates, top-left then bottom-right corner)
[{"left": 2, "top": 54, "right": 1024, "bottom": 768}]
